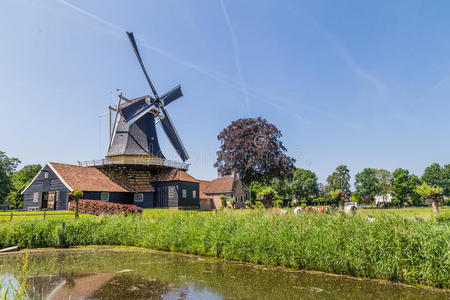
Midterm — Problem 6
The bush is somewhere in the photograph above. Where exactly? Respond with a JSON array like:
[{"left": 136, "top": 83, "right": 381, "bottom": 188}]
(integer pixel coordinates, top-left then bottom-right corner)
[
  {"left": 69, "top": 199, "right": 142, "bottom": 216},
  {"left": 229, "top": 197, "right": 236, "bottom": 209},
  {"left": 244, "top": 200, "right": 253, "bottom": 208},
  {"left": 272, "top": 199, "right": 283, "bottom": 208},
  {"left": 256, "top": 187, "right": 277, "bottom": 207},
  {"left": 219, "top": 195, "right": 228, "bottom": 208},
  {"left": 254, "top": 201, "right": 264, "bottom": 208}
]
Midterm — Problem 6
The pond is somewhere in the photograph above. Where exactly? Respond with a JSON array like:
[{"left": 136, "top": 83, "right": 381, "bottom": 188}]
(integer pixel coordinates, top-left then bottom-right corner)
[{"left": 0, "top": 249, "right": 447, "bottom": 300}]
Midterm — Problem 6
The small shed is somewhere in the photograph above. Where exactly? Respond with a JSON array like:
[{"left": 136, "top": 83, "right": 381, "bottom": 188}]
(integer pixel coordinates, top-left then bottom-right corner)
[
  {"left": 203, "top": 173, "right": 249, "bottom": 208},
  {"left": 154, "top": 168, "right": 200, "bottom": 209},
  {"left": 198, "top": 180, "right": 213, "bottom": 210}
]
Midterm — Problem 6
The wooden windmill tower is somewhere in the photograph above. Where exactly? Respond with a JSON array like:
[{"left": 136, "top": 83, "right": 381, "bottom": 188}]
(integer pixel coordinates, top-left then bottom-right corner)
[
  {"left": 78, "top": 32, "right": 191, "bottom": 193},
  {"left": 107, "top": 32, "right": 189, "bottom": 165},
  {"left": 82, "top": 32, "right": 189, "bottom": 170}
]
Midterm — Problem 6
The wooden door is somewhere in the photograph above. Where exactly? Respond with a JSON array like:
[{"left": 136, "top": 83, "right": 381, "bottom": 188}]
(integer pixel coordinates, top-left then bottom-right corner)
[
  {"left": 41, "top": 192, "right": 48, "bottom": 209},
  {"left": 48, "top": 192, "right": 56, "bottom": 210}
]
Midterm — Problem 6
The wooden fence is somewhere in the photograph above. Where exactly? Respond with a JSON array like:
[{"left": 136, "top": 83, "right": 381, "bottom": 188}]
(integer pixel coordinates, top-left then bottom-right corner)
[{"left": 0, "top": 212, "right": 80, "bottom": 222}]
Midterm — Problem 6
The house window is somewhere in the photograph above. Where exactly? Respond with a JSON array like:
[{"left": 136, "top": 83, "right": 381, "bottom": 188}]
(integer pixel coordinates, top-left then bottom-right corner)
[
  {"left": 193, "top": 190, "right": 197, "bottom": 198},
  {"left": 134, "top": 193, "right": 144, "bottom": 203},
  {"left": 168, "top": 186, "right": 175, "bottom": 198},
  {"left": 101, "top": 192, "right": 110, "bottom": 201},
  {"left": 182, "top": 189, "right": 187, "bottom": 198},
  {"left": 44, "top": 172, "right": 48, "bottom": 179},
  {"left": 33, "top": 192, "right": 39, "bottom": 203}
]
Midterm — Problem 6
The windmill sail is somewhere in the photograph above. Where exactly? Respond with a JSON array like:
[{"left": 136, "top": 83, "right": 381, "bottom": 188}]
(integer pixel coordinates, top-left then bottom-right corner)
[
  {"left": 125, "top": 31, "right": 189, "bottom": 163},
  {"left": 159, "top": 107, "right": 189, "bottom": 162},
  {"left": 160, "top": 85, "right": 183, "bottom": 106},
  {"left": 126, "top": 31, "right": 159, "bottom": 99}
]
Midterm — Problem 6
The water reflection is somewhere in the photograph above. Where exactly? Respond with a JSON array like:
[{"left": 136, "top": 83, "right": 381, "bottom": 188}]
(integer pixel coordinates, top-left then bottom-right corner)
[{"left": 0, "top": 249, "right": 447, "bottom": 300}]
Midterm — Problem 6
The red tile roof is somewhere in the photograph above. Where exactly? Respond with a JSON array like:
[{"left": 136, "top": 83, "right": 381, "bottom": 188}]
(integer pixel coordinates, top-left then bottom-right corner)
[
  {"left": 203, "top": 177, "right": 235, "bottom": 195},
  {"left": 155, "top": 169, "right": 199, "bottom": 183},
  {"left": 49, "top": 162, "right": 129, "bottom": 192},
  {"left": 199, "top": 180, "right": 212, "bottom": 199}
]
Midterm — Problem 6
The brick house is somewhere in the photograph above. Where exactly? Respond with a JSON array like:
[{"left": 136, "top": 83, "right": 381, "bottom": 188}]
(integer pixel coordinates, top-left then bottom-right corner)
[{"left": 202, "top": 173, "right": 249, "bottom": 209}]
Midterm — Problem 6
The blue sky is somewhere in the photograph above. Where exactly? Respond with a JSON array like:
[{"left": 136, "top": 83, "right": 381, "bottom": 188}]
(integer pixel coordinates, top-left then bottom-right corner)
[{"left": 1, "top": 0, "right": 449, "bottom": 184}]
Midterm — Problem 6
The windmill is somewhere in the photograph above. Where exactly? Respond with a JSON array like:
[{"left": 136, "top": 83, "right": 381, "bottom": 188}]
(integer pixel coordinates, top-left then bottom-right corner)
[{"left": 105, "top": 32, "right": 189, "bottom": 167}]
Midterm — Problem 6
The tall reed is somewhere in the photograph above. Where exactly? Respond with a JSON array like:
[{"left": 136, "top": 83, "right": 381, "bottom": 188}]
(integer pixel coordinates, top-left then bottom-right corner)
[{"left": 0, "top": 210, "right": 448, "bottom": 288}]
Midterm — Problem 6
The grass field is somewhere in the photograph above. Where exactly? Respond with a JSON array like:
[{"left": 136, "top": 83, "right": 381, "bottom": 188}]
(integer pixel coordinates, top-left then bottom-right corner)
[
  {"left": 1, "top": 207, "right": 447, "bottom": 221},
  {"left": 357, "top": 206, "right": 450, "bottom": 220},
  {"left": 0, "top": 210, "right": 95, "bottom": 222}
]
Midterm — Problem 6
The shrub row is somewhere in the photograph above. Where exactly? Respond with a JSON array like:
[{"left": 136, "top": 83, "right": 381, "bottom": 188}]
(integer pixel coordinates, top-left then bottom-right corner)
[
  {"left": 0, "top": 210, "right": 448, "bottom": 288},
  {"left": 69, "top": 199, "right": 142, "bottom": 216}
]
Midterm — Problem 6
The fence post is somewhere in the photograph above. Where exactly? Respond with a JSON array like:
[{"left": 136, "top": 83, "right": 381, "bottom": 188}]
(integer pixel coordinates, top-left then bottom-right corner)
[
  {"left": 43, "top": 211, "right": 46, "bottom": 220},
  {"left": 9, "top": 212, "right": 13, "bottom": 222}
]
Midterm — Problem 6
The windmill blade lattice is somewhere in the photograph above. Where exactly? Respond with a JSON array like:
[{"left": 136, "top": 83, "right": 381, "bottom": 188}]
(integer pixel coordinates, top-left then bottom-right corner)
[{"left": 125, "top": 31, "right": 189, "bottom": 162}]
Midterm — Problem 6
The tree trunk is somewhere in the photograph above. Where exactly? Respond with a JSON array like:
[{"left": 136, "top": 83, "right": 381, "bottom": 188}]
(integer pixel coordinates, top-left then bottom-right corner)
[
  {"left": 432, "top": 199, "right": 439, "bottom": 216},
  {"left": 339, "top": 200, "right": 344, "bottom": 210},
  {"left": 75, "top": 199, "right": 79, "bottom": 219}
]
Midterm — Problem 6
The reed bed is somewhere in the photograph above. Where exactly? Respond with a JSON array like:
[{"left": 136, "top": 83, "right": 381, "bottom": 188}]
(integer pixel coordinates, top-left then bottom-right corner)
[{"left": 0, "top": 210, "right": 448, "bottom": 288}]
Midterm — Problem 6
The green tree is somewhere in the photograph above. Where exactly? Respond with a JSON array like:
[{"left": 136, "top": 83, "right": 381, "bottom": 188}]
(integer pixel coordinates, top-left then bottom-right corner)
[
  {"left": 422, "top": 163, "right": 450, "bottom": 197},
  {"left": 351, "top": 191, "right": 363, "bottom": 204},
  {"left": 391, "top": 168, "right": 422, "bottom": 207},
  {"left": 317, "top": 183, "right": 333, "bottom": 204},
  {"left": 376, "top": 169, "right": 392, "bottom": 194},
  {"left": 443, "top": 164, "right": 450, "bottom": 196},
  {"left": 329, "top": 189, "right": 347, "bottom": 209},
  {"left": 422, "top": 163, "right": 442, "bottom": 187},
  {"left": 290, "top": 169, "right": 319, "bottom": 205},
  {"left": 409, "top": 175, "right": 422, "bottom": 206},
  {"left": 326, "top": 165, "right": 351, "bottom": 196},
  {"left": 271, "top": 177, "right": 293, "bottom": 202},
  {"left": 415, "top": 182, "right": 443, "bottom": 216},
  {"left": 354, "top": 168, "right": 381, "bottom": 204},
  {"left": 7, "top": 164, "right": 41, "bottom": 209},
  {"left": 0, "top": 151, "right": 20, "bottom": 203},
  {"left": 69, "top": 189, "right": 83, "bottom": 219},
  {"left": 250, "top": 181, "right": 265, "bottom": 202},
  {"left": 256, "top": 186, "right": 277, "bottom": 208}
]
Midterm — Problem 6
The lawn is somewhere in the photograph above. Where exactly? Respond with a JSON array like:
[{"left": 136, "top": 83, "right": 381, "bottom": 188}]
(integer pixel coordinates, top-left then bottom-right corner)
[
  {"left": 0, "top": 210, "right": 95, "bottom": 222},
  {"left": 1, "top": 207, "right": 447, "bottom": 221},
  {"left": 142, "top": 208, "right": 210, "bottom": 217},
  {"left": 357, "top": 206, "right": 450, "bottom": 220}
]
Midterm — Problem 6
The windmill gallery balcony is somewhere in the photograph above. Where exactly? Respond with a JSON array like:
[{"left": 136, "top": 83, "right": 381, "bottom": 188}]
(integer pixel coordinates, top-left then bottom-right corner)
[{"left": 77, "top": 156, "right": 189, "bottom": 170}]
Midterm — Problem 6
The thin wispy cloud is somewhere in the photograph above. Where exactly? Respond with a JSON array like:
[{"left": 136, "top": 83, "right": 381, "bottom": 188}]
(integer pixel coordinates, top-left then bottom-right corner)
[
  {"left": 431, "top": 75, "right": 450, "bottom": 91},
  {"left": 287, "top": 6, "right": 386, "bottom": 96},
  {"left": 55, "top": 0, "right": 313, "bottom": 123},
  {"left": 56, "top": 0, "right": 124, "bottom": 32},
  {"left": 220, "top": 0, "right": 251, "bottom": 115},
  {"left": 56, "top": 0, "right": 217, "bottom": 81},
  {"left": 56, "top": 0, "right": 252, "bottom": 95}
]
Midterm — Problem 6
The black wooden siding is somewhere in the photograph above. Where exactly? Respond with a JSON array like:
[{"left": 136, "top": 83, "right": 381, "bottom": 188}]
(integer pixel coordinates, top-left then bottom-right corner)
[
  {"left": 23, "top": 164, "right": 196, "bottom": 210},
  {"left": 154, "top": 181, "right": 199, "bottom": 208},
  {"left": 23, "top": 165, "right": 69, "bottom": 210}
]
